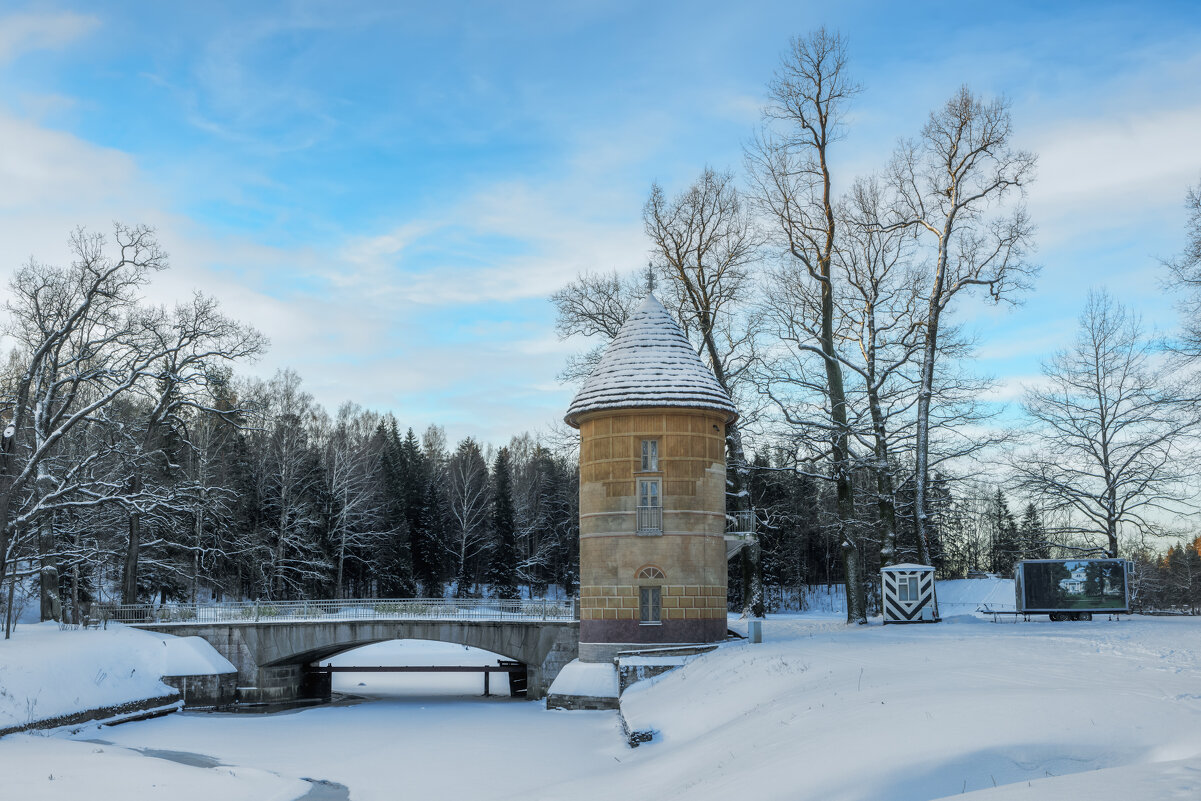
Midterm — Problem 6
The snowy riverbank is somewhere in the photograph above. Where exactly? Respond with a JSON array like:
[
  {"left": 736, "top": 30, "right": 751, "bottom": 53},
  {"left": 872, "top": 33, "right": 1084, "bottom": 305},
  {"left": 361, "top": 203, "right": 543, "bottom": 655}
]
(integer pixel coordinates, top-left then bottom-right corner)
[{"left": 0, "top": 622, "right": 233, "bottom": 733}]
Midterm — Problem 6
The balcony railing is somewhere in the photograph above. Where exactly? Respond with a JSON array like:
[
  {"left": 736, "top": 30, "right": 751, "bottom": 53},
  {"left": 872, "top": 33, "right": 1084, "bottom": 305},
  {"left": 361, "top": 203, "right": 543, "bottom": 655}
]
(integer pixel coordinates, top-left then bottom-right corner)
[
  {"left": 636, "top": 505, "right": 662, "bottom": 534},
  {"left": 726, "top": 509, "right": 757, "bottom": 536}
]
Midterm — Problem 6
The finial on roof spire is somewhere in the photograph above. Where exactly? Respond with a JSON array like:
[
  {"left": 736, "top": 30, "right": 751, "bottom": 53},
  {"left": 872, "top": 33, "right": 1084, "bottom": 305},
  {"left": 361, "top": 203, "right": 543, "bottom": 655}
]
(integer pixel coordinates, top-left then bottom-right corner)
[{"left": 645, "top": 262, "right": 656, "bottom": 294}]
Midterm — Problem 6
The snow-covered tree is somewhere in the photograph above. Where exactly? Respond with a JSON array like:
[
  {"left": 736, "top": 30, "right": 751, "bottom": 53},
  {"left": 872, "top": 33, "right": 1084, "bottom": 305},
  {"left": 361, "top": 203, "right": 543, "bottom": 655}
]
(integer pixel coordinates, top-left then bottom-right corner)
[
  {"left": 445, "top": 437, "right": 491, "bottom": 596},
  {"left": 486, "top": 447, "right": 518, "bottom": 599}
]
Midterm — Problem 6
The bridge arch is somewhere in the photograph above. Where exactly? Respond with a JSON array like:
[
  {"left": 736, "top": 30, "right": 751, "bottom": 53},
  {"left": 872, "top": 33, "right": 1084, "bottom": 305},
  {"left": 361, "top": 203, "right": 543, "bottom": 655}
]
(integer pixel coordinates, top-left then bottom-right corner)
[
  {"left": 263, "top": 621, "right": 542, "bottom": 668},
  {"left": 140, "top": 618, "right": 578, "bottom": 702}
]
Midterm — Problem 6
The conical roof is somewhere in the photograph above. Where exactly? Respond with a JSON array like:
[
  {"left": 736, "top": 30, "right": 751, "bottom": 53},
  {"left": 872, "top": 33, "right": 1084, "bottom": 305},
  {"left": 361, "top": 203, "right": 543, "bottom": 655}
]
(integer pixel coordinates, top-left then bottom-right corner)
[{"left": 564, "top": 294, "right": 738, "bottom": 427}]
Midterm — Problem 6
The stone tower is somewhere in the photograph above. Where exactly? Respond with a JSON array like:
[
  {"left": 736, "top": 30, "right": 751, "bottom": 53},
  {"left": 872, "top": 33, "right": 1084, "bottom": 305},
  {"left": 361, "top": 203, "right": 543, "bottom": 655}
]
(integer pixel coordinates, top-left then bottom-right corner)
[{"left": 565, "top": 294, "right": 737, "bottom": 662}]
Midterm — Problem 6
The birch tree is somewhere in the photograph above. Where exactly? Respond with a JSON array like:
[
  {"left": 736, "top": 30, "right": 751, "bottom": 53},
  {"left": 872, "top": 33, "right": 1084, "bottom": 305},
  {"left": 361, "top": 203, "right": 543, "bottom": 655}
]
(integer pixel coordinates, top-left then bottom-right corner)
[
  {"left": 1011, "top": 290, "right": 1201, "bottom": 557},
  {"left": 249, "top": 370, "right": 327, "bottom": 598},
  {"left": 321, "top": 403, "right": 386, "bottom": 598},
  {"left": 884, "top": 87, "right": 1037, "bottom": 570},
  {"left": 445, "top": 437, "right": 491, "bottom": 596}
]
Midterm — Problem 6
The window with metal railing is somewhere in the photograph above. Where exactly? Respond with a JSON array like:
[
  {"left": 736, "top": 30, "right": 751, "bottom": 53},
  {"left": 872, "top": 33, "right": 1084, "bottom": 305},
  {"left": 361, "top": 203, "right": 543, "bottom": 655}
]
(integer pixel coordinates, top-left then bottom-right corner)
[{"left": 637, "top": 479, "right": 661, "bottom": 534}]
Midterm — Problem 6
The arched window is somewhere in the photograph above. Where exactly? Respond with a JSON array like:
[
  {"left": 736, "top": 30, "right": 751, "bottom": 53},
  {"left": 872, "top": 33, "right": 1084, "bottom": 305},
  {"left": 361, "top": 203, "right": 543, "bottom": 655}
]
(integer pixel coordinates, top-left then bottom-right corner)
[{"left": 636, "top": 565, "right": 665, "bottom": 580}]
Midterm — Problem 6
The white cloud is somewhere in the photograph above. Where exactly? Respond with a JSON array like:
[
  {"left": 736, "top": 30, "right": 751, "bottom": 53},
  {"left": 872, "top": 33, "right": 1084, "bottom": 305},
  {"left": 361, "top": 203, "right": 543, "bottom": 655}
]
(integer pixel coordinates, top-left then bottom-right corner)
[
  {"left": 1024, "top": 104, "right": 1201, "bottom": 244},
  {"left": 0, "top": 105, "right": 618, "bottom": 445},
  {"left": 0, "top": 11, "right": 98, "bottom": 64}
]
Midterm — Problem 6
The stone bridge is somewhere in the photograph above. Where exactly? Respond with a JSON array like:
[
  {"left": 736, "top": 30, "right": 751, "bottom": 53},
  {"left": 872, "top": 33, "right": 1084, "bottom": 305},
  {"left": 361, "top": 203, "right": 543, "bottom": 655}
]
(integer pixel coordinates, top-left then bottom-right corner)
[{"left": 136, "top": 618, "right": 580, "bottom": 702}]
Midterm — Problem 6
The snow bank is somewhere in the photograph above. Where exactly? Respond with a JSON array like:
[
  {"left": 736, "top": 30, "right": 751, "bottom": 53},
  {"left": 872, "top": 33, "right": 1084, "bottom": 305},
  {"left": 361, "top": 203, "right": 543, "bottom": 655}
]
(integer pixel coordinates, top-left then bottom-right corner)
[
  {"left": 0, "top": 735, "right": 307, "bottom": 801},
  {"left": 546, "top": 659, "right": 619, "bottom": 698},
  {"left": 161, "top": 636, "right": 236, "bottom": 676},
  {"left": 0, "top": 623, "right": 231, "bottom": 731},
  {"left": 937, "top": 753, "right": 1201, "bottom": 800},
  {"left": 558, "top": 616, "right": 1201, "bottom": 800}
]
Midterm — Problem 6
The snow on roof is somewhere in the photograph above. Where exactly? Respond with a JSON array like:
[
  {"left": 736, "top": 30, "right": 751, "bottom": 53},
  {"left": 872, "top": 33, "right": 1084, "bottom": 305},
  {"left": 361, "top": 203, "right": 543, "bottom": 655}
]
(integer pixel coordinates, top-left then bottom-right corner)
[
  {"left": 564, "top": 294, "right": 738, "bottom": 427},
  {"left": 881, "top": 563, "right": 935, "bottom": 571}
]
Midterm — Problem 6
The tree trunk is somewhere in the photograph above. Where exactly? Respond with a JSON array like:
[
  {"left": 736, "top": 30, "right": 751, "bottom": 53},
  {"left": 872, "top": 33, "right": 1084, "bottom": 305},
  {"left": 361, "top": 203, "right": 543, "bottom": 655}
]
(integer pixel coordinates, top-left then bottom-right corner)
[
  {"left": 123, "top": 512, "right": 141, "bottom": 604},
  {"left": 71, "top": 528, "right": 81, "bottom": 624},
  {"left": 39, "top": 516, "right": 59, "bottom": 621},
  {"left": 122, "top": 463, "right": 145, "bottom": 605},
  {"left": 336, "top": 528, "right": 346, "bottom": 600},
  {"left": 914, "top": 255, "right": 947, "bottom": 571},
  {"left": 192, "top": 507, "right": 203, "bottom": 603},
  {"left": 818, "top": 261, "right": 864, "bottom": 623},
  {"left": 4, "top": 571, "right": 14, "bottom": 639}
]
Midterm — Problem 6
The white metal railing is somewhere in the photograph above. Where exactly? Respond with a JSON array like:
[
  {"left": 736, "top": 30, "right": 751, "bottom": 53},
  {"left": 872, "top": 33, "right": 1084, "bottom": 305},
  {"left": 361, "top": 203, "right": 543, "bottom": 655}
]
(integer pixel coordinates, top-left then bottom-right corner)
[
  {"left": 636, "top": 505, "right": 662, "bottom": 534},
  {"left": 93, "top": 597, "right": 578, "bottom": 626},
  {"left": 726, "top": 509, "right": 756, "bottom": 536}
]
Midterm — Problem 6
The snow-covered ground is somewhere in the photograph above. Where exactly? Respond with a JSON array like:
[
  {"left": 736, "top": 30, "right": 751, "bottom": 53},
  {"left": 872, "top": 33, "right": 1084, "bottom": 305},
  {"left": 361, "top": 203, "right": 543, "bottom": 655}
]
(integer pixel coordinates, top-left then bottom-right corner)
[
  {"left": 599, "top": 612, "right": 1201, "bottom": 801},
  {"left": 0, "top": 622, "right": 232, "bottom": 731},
  {"left": 2, "top": 580, "right": 1199, "bottom": 800},
  {"left": 0, "top": 735, "right": 308, "bottom": 801}
]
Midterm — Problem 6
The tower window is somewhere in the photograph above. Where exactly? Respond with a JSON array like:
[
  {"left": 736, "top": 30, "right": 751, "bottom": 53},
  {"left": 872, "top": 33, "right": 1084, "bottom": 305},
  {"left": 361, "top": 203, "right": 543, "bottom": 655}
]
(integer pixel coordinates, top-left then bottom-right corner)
[
  {"left": 641, "top": 439, "right": 659, "bottom": 471},
  {"left": 639, "top": 479, "right": 660, "bottom": 507},
  {"left": 639, "top": 586, "right": 661, "bottom": 624},
  {"left": 637, "top": 479, "right": 662, "bottom": 534}
]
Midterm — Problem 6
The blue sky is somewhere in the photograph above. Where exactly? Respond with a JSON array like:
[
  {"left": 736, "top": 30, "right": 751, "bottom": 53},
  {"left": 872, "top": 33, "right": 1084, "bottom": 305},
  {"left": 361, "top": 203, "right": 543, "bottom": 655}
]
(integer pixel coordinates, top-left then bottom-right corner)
[{"left": 1, "top": 1, "right": 1199, "bottom": 445}]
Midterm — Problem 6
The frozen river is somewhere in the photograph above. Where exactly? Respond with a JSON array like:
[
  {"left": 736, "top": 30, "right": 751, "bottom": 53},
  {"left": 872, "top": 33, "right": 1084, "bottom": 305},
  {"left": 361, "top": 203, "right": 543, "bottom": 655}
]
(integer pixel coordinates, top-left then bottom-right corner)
[{"left": 66, "top": 640, "right": 630, "bottom": 800}]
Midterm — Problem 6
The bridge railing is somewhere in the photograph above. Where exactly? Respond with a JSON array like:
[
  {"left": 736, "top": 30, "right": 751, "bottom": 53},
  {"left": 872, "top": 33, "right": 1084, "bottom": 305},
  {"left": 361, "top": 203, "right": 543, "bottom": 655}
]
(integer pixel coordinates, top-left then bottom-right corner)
[{"left": 93, "top": 597, "right": 578, "bottom": 625}]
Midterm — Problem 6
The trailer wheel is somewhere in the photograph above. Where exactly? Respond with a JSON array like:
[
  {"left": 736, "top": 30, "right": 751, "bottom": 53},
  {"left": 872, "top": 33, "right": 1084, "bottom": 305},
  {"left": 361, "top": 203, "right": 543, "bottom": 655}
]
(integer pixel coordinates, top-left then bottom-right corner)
[
  {"left": 1049, "top": 612, "right": 1063, "bottom": 621},
  {"left": 1074, "top": 612, "right": 1093, "bottom": 621}
]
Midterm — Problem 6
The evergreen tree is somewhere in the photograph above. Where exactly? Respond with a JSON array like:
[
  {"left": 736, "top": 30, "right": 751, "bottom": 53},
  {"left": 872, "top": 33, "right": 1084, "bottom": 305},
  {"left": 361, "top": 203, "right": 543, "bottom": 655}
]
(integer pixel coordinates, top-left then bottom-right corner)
[
  {"left": 988, "top": 490, "right": 1021, "bottom": 576},
  {"left": 1018, "top": 503, "right": 1050, "bottom": 560},
  {"left": 398, "top": 428, "right": 442, "bottom": 595},
  {"left": 486, "top": 448, "right": 519, "bottom": 599},
  {"left": 374, "top": 420, "right": 416, "bottom": 596}
]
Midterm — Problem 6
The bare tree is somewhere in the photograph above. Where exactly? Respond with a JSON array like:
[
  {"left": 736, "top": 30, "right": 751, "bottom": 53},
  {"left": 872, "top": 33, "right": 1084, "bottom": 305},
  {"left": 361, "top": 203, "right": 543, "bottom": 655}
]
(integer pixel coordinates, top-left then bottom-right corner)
[
  {"left": 320, "top": 403, "right": 387, "bottom": 598},
  {"left": 0, "top": 226, "right": 169, "bottom": 620},
  {"left": 1011, "top": 290, "right": 1201, "bottom": 557},
  {"left": 884, "top": 87, "right": 1037, "bottom": 572},
  {"left": 248, "top": 370, "right": 327, "bottom": 598},
  {"left": 746, "top": 29, "right": 868, "bottom": 623},
  {"left": 1166, "top": 180, "right": 1201, "bottom": 358},
  {"left": 835, "top": 179, "right": 925, "bottom": 567},
  {"left": 176, "top": 396, "right": 242, "bottom": 603},
  {"left": 119, "top": 293, "right": 265, "bottom": 602},
  {"left": 444, "top": 437, "right": 492, "bottom": 596},
  {"left": 550, "top": 271, "right": 644, "bottom": 382}
]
